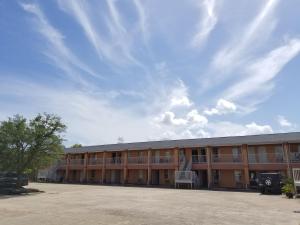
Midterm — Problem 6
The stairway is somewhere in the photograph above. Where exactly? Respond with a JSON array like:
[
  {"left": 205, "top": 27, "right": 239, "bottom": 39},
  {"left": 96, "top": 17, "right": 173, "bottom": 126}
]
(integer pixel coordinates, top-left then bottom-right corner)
[{"left": 175, "top": 154, "right": 198, "bottom": 188}]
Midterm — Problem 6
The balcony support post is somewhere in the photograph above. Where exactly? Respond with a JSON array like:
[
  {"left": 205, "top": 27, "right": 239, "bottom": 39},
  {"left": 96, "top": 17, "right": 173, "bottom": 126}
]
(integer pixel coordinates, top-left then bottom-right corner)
[
  {"left": 283, "top": 143, "right": 292, "bottom": 178},
  {"left": 123, "top": 150, "right": 128, "bottom": 185},
  {"left": 102, "top": 152, "right": 106, "bottom": 184},
  {"left": 83, "top": 152, "right": 88, "bottom": 183},
  {"left": 242, "top": 144, "right": 250, "bottom": 189},
  {"left": 206, "top": 146, "right": 212, "bottom": 189},
  {"left": 65, "top": 154, "right": 70, "bottom": 182},
  {"left": 147, "top": 149, "right": 151, "bottom": 185}
]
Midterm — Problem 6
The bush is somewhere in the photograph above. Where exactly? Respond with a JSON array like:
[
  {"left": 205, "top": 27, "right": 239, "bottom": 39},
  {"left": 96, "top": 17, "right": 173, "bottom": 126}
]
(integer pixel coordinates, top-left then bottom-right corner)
[{"left": 281, "top": 178, "right": 295, "bottom": 198}]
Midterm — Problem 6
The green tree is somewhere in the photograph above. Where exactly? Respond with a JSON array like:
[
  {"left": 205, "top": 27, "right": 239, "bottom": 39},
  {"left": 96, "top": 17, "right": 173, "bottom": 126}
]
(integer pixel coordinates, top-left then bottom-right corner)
[
  {"left": 71, "top": 144, "right": 82, "bottom": 148},
  {"left": 0, "top": 113, "right": 66, "bottom": 185}
]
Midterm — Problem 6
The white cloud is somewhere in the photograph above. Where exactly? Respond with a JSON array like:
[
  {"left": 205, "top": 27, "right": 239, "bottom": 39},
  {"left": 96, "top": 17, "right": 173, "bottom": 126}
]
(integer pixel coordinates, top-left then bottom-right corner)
[
  {"left": 157, "top": 111, "right": 187, "bottom": 126},
  {"left": 187, "top": 109, "right": 208, "bottom": 125},
  {"left": 245, "top": 122, "right": 273, "bottom": 134},
  {"left": 207, "top": 121, "right": 273, "bottom": 137},
  {"left": 224, "top": 38, "right": 300, "bottom": 102},
  {"left": 191, "top": 0, "right": 218, "bottom": 48},
  {"left": 169, "top": 80, "right": 193, "bottom": 108},
  {"left": 277, "top": 115, "right": 292, "bottom": 127},
  {"left": 204, "top": 98, "right": 237, "bottom": 115}
]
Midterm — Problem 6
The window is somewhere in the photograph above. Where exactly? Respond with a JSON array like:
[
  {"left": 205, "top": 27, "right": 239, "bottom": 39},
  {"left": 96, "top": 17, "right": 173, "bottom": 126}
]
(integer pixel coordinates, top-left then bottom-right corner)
[
  {"left": 234, "top": 170, "right": 242, "bottom": 183},
  {"left": 258, "top": 146, "right": 267, "bottom": 163},
  {"left": 248, "top": 146, "right": 256, "bottom": 163},
  {"left": 232, "top": 147, "right": 241, "bottom": 162},
  {"left": 192, "top": 148, "right": 198, "bottom": 156},
  {"left": 275, "top": 145, "right": 284, "bottom": 162},
  {"left": 91, "top": 170, "right": 95, "bottom": 178}
]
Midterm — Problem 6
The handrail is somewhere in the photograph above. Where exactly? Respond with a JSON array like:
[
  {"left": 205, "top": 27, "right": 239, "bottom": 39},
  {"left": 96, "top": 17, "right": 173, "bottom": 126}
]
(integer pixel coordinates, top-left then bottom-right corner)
[
  {"left": 212, "top": 154, "right": 242, "bottom": 163},
  {"left": 128, "top": 156, "right": 148, "bottom": 164},
  {"left": 106, "top": 157, "right": 123, "bottom": 164},
  {"left": 248, "top": 153, "right": 285, "bottom": 163},
  {"left": 192, "top": 155, "right": 207, "bottom": 163},
  {"left": 69, "top": 159, "right": 84, "bottom": 165},
  {"left": 88, "top": 158, "right": 103, "bottom": 165},
  {"left": 151, "top": 156, "right": 173, "bottom": 164}
]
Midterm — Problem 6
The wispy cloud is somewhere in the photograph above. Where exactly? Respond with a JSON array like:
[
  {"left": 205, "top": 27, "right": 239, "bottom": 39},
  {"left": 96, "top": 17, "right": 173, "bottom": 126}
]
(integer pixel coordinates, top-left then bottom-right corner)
[
  {"left": 20, "top": 3, "right": 100, "bottom": 84},
  {"left": 223, "top": 38, "right": 300, "bottom": 103},
  {"left": 133, "top": 0, "right": 148, "bottom": 41},
  {"left": 191, "top": 0, "right": 218, "bottom": 48},
  {"left": 212, "top": 0, "right": 279, "bottom": 71},
  {"left": 57, "top": 0, "right": 140, "bottom": 66}
]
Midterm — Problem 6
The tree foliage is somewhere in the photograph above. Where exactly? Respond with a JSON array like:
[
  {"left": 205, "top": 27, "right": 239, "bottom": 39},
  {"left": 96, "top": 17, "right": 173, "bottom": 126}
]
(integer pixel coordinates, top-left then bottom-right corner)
[
  {"left": 71, "top": 144, "right": 82, "bottom": 148},
  {"left": 0, "top": 113, "right": 66, "bottom": 180}
]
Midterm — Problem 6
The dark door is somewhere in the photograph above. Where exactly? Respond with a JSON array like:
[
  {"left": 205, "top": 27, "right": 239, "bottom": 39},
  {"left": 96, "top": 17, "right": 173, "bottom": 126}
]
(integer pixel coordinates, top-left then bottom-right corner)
[
  {"left": 152, "top": 170, "right": 160, "bottom": 185},
  {"left": 201, "top": 170, "right": 208, "bottom": 187}
]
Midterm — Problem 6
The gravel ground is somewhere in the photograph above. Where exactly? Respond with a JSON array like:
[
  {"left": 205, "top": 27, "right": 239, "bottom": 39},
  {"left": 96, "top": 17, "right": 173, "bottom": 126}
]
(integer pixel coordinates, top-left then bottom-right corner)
[{"left": 0, "top": 183, "right": 300, "bottom": 225}]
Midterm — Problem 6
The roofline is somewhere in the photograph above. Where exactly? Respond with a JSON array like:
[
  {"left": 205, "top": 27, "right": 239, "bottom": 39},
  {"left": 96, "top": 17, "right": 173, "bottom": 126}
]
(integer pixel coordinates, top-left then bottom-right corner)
[{"left": 64, "top": 132, "right": 300, "bottom": 154}]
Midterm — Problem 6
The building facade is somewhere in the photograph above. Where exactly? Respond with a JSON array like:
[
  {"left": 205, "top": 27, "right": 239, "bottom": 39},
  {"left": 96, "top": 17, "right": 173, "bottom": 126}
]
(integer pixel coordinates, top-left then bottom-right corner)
[{"left": 55, "top": 132, "right": 300, "bottom": 189}]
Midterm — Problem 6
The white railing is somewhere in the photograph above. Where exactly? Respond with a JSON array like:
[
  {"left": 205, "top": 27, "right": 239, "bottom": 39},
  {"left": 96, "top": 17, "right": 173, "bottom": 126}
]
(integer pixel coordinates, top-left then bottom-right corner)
[
  {"left": 88, "top": 158, "right": 103, "bottom": 165},
  {"left": 128, "top": 156, "right": 147, "bottom": 164},
  {"left": 106, "top": 157, "right": 122, "bottom": 164},
  {"left": 192, "top": 155, "right": 207, "bottom": 163},
  {"left": 290, "top": 152, "right": 300, "bottom": 163},
  {"left": 212, "top": 154, "right": 242, "bottom": 163},
  {"left": 151, "top": 156, "right": 173, "bottom": 164},
  {"left": 175, "top": 171, "right": 193, "bottom": 183},
  {"left": 248, "top": 153, "right": 285, "bottom": 163},
  {"left": 69, "top": 159, "right": 84, "bottom": 165}
]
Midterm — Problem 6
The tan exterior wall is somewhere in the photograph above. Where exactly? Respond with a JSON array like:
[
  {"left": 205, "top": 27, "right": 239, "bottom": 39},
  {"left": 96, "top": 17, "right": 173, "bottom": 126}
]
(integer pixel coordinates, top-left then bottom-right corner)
[{"left": 127, "top": 169, "right": 147, "bottom": 184}]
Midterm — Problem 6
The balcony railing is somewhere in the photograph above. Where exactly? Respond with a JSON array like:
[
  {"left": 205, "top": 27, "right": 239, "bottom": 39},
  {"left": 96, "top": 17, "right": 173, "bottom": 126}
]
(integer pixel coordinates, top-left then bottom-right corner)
[
  {"left": 151, "top": 156, "right": 173, "bottom": 164},
  {"left": 105, "top": 157, "right": 123, "bottom": 164},
  {"left": 290, "top": 152, "right": 300, "bottom": 163},
  {"left": 128, "top": 156, "right": 148, "bottom": 164},
  {"left": 57, "top": 159, "right": 67, "bottom": 166},
  {"left": 212, "top": 154, "right": 242, "bottom": 163},
  {"left": 88, "top": 158, "right": 103, "bottom": 165},
  {"left": 69, "top": 159, "right": 84, "bottom": 165},
  {"left": 248, "top": 153, "right": 285, "bottom": 163},
  {"left": 192, "top": 155, "right": 207, "bottom": 163}
]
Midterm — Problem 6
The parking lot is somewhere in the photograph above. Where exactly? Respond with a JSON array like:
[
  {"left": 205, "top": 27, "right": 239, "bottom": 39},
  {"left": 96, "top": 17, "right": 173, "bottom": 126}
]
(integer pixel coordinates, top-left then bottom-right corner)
[{"left": 0, "top": 183, "right": 299, "bottom": 225}]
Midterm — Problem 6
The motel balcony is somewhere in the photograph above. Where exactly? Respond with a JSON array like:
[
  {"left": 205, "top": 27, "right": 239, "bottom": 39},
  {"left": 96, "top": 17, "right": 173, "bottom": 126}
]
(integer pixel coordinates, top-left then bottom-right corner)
[
  {"left": 289, "top": 152, "right": 300, "bottom": 163},
  {"left": 151, "top": 156, "right": 174, "bottom": 164},
  {"left": 128, "top": 156, "right": 148, "bottom": 164},
  {"left": 192, "top": 155, "right": 207, "bottom": 163},
  {"left": 105, "top": 157, "right": 123, "bottom": 165},
  {"left": 69, "top": 159, "right": 85, "bottom": 165},
  {"left": 56, "top": 159, "right": 67, "bottom": 168},
  {"left": 212, "top": 154, "right": 243, "bottom": 163},
  {"left": 88, "top": 158, "right": 104, "bottom": 165},
  {"left": 247, "top": 153, "right": 286, "bottom": 164}
]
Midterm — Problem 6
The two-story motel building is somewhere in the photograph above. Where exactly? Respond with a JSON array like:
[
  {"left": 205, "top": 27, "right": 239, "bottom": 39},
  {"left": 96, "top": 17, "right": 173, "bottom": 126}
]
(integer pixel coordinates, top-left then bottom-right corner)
[{"left": 56, "top": 132, "right": 300, "bottom": 189}]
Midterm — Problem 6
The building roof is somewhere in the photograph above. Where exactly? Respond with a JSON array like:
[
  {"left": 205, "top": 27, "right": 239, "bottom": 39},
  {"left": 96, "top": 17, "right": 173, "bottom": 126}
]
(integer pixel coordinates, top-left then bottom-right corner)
[{"left": 64, "top": 132, "right": 300, "bottom": 154}]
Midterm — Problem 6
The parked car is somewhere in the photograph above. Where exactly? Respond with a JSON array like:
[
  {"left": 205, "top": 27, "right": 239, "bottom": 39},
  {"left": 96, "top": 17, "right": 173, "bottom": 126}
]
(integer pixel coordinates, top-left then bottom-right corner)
[
  {"left": 0, "top": 172, "right": 28, "bottom": 188},
  {"left": 257, "top": 172, "right": 283, "bottom": 194}
]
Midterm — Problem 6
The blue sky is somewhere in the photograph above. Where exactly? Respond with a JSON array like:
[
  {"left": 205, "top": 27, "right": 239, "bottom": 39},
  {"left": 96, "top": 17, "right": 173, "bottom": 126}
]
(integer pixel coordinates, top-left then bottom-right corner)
[{"left": 1, "top": 0, "right": 300, "bottom": 146}]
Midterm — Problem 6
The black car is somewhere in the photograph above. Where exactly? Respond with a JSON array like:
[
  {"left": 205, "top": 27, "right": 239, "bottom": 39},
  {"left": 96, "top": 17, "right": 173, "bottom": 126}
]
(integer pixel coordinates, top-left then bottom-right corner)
[
  {"left": 257, "top": 172, "right": 283, "bottom": 194},
  {"left": 0, "top": 172, "right": 28, "bottom": 188}
]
